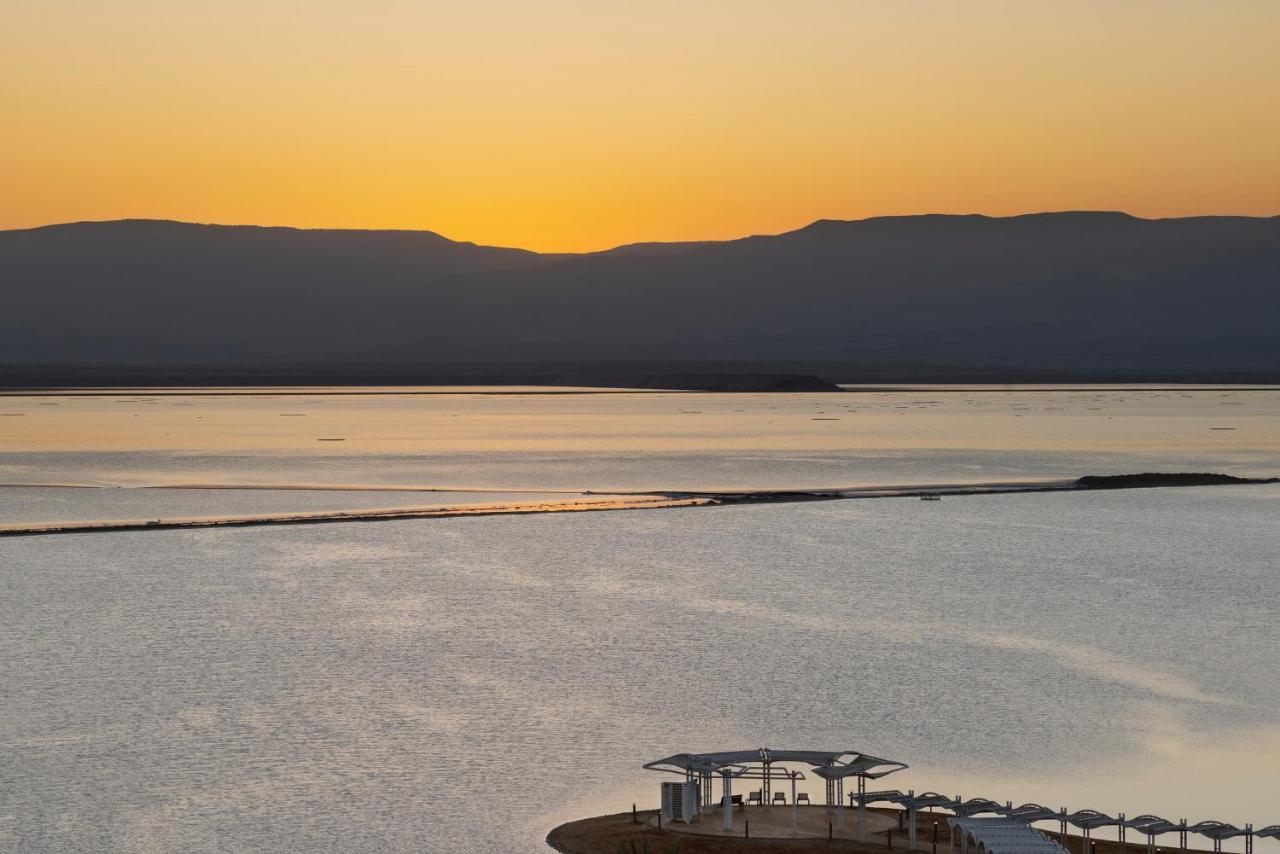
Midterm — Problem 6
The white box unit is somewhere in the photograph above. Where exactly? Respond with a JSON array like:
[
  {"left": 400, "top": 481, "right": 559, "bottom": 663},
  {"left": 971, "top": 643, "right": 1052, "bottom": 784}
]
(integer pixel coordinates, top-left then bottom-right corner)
[{"left": 660, "top": 780, "right": 700, "bottom": 823}]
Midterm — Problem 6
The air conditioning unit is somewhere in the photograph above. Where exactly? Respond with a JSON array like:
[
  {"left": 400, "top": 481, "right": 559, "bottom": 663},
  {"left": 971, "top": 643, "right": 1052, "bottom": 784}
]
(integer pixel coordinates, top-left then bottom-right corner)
[{"left": 661, "top": 780, "right": 701, "bottom": 823}]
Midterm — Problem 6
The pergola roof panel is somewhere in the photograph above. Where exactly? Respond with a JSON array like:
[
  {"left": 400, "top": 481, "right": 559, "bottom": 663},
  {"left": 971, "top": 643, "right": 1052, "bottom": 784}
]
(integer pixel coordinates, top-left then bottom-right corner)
[
  {"left": 1125, "top": 815, "right": 1182, "bottom": 835},
  {"left": 644, "top": 747, "right": 907, "bottom": 778},
  {"left": 1189, "top": 821, "right": 1247, "bottom": 840}
]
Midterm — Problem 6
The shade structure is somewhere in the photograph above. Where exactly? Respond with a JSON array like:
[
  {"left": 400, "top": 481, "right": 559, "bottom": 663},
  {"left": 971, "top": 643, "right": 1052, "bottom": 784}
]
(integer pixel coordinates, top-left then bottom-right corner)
[
  {"left": 642, "top": 748, "right": 1280, "bottom": 849},
  {"left": 949, "top": 816, "right": 1069, "bottom": 854},
  {"left": 846, "top": 789, "right": 970, "bottom": 848},
  {"left": 644, "top": 747, "right": 906, "bottom": 840},
  {"left": 1126, "top": 816, "right": 1183, "bottom": 836},
  {"left": 644, "top": 748, "right": 906, "bottom": 777},
  {"left": 955, "top": 799, "right": 1009, "bottom": 817},
  {"left": 1189, "top": 821, "right": 1253, "bottom": 854},
  {"left": 915, "top": 793, "right": 968, "bottom": 810},
  {"left": 1125, "top": 814, "right": 1185, "bottom": 854},
  {"left": 1067, "top": 810, "right": 1124, "bottom": 831},
  {"left": 1191, "top": 822, "right": 1249, "bottom": 840},
  {"left": 1062, "top": 807, "right": 1125, "bottom": 853},
  {"left": 1006, "top": 804, "right": 1063, "bottom": 823},
  {"left": 852, "top": 788, "right": 909, "bottom": 805}
]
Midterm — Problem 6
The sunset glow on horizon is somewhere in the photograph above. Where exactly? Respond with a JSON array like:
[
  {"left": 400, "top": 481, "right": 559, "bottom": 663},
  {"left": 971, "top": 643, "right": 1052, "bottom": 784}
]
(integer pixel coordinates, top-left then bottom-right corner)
[{"left": 4, "top": 0, "right": 1279, "bottom": 252}]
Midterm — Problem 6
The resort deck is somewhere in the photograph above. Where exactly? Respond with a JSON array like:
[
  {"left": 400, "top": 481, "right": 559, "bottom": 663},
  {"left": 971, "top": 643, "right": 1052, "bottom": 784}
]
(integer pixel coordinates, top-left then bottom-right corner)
[{"left": 652, "top": 803, "right": 896, "bottom": 840}]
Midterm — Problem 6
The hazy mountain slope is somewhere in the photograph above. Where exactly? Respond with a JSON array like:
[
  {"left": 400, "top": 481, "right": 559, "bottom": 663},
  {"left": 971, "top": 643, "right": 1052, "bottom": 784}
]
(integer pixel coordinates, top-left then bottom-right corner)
[
  {"left": 0, "top": 220, "right": 549, "bottom": 363},
  {"left": 2, "top": 213, "right": 1277, "bottom": 374}
]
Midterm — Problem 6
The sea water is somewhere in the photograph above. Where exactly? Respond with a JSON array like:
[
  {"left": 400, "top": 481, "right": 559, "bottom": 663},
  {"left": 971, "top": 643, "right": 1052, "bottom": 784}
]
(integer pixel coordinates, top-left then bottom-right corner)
[{"left": 1, "top": 388, "right": 1277, "bottom": 852}]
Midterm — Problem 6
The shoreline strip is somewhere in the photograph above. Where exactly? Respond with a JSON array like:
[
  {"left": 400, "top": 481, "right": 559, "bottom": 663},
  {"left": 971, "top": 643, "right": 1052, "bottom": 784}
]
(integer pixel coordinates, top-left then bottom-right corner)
[{"left": 0, "top": 473, "right": 1274, "bottom": 538}]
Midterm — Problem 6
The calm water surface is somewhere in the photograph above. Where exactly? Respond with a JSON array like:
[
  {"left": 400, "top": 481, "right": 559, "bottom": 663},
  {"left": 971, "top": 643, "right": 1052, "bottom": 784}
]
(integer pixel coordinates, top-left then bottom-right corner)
[{"left": 0, "top": 388, "right": 1277, "bottom": 852}]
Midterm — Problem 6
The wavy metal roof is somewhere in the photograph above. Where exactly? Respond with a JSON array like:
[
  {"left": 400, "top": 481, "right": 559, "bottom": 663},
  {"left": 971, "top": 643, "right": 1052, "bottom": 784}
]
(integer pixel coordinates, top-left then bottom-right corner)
[{"left": 643, "top": 748, "right": 907, "bottom": 778}]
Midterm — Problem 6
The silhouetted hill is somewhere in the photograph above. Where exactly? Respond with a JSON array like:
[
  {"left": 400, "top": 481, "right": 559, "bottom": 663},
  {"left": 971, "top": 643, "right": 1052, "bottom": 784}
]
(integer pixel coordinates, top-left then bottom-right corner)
[{"left": 2, "top": 213, "right": 1278, "bottom": 383}]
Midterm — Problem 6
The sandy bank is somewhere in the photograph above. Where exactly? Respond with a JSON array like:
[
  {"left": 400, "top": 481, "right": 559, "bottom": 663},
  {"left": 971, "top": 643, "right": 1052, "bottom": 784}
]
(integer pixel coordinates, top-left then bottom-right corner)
[{"left": 1, "top": 473, "right": 1273, "bottom": 538}]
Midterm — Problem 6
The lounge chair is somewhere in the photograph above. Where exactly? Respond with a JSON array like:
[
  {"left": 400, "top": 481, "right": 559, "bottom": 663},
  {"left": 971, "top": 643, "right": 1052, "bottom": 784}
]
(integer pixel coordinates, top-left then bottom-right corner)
[
  {"left": 797, "top": 792, "right": 811, "bottom": 804},
  {"left": 748, "top": 791, "right": 763, "bottom": 807},
  {"left": 773, "top": 791, "right": 788, "bottom": 805}
]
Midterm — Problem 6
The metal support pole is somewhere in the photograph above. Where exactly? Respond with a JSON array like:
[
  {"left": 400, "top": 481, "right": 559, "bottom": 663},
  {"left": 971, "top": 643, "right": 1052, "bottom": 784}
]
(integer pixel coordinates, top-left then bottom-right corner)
[
  {"left": 859, "top": 777, "right": 868, "bottom": 844},
  {"left": 792, "top": 773, "right": 798, "bottom": 836},
  {"left": 837, "top": 777, "right": 845, "bottom": 829},
  {"left": 722, "top": 774, "right": 733, "bottom": 831},
  {"left": 909, "top": 791, "right": 918, "bottom": 850}
]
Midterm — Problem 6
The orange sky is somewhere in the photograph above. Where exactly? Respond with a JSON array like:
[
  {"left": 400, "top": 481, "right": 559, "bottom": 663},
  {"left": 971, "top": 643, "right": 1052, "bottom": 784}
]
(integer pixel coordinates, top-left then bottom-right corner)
[{"left": 3, "top": 1, "right": 1279, "bottom": 252}]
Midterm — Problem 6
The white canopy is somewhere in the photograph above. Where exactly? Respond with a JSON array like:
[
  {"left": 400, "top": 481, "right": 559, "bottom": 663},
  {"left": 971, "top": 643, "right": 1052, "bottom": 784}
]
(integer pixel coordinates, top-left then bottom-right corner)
[{"left": 950, "top": 816, "right": 1069, "bottom": 854}]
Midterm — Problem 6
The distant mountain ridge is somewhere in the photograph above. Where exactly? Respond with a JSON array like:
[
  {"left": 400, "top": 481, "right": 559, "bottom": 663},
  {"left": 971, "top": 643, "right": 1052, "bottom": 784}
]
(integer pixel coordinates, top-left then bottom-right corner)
[{"left": 2, "top": 212, "right": 1278, "bottom": 381}]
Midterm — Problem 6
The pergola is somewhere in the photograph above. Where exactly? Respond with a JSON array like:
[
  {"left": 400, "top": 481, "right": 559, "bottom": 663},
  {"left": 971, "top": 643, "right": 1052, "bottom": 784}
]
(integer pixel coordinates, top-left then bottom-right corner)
[
  {"left": 644, "top": 748, "right": 907, "bottom": 834},
  {"left": 1190, "top": 821, "right": 1257, "bottom": 854},
  {"left": 1125, "top": 814, "right": 1186, "bottom": 854},
  {"left": 852, "top": 791, "right": 1006, "bottom": 846},
  {"left": 642, "top": 749, "right": 1279, "bottom": 853}
]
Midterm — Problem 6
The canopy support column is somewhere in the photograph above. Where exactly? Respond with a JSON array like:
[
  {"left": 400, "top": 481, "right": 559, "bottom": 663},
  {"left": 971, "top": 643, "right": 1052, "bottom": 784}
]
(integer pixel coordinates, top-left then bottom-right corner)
[
  {"left": 791, "top": 773, "right": 798, "bottom": 836},
  {"left": 722, "top": 774, "right": 733, "bottom": 831},
  {"left": 858, "top": 776, "right": 868, "bottom": 843},
  {"left": 909, "top": 790, "right": 918, "bottom": 849}
]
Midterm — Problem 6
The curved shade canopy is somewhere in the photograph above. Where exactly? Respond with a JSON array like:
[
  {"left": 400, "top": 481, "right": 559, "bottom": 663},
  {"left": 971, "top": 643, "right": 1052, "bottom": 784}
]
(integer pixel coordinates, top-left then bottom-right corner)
[{"left": 644, "top": 748, "right": 907, "bottom": 778}]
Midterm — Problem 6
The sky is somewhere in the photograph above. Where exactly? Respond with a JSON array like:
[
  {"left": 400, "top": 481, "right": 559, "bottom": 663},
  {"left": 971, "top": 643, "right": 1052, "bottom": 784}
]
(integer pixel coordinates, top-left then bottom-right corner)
[{"left": 3, "top": 1, "right": 1278, "bottom": 252}]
